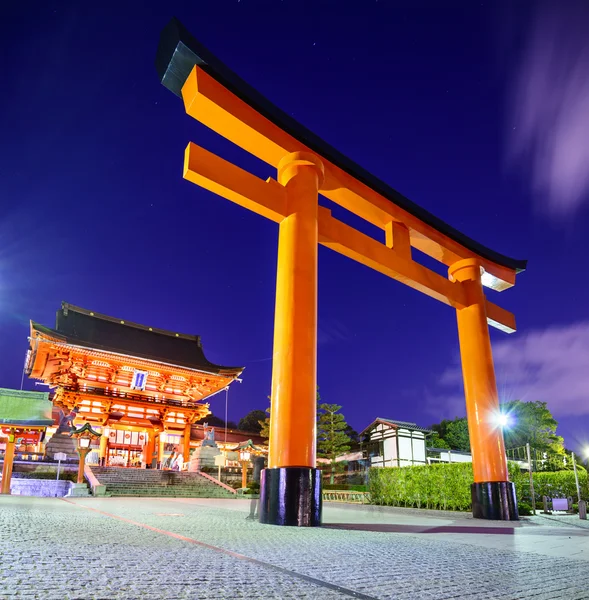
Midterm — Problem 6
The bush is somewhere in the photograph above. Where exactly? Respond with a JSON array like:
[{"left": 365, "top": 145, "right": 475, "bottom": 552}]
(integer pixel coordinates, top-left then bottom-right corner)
[
  {"left": 510, "top": 468, "right": 589, "bottom": 504},
  {"left": 369, "top": 462, "right": 588, "bottom": 512},
  {"left": 322, "top": 484, "right": 367, "bottom": 492},
  {"left": 517, "top": 502, "right": 533, "bottom": 516},
  {"left": 369, "top": 463, "right": 474, "bottom": 511}
]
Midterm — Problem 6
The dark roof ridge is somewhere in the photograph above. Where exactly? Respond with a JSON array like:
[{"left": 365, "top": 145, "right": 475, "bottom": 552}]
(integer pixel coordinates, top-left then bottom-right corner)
[{"left": 60, "top": 302, "right": 201, "bottom": 344}]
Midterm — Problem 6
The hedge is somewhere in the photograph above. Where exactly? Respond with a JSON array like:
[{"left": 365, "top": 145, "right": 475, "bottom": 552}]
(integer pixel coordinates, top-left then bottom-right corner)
[
  {"left": 322, "top": 484, "right": 367, "bottom": 492},
  {"left": 512, "top": 469, "right": 589, "bottom": 504},
  {"left": 369, "top": 463, "right": 589, "bottom": 511}
]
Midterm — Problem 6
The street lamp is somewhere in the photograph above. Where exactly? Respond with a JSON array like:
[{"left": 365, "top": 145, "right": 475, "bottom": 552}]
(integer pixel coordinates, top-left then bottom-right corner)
[
  {"left": 70, "top": 423, "right": 101, "bottom": 484},
  {"left": 239, "top": 449, "right": 251, "bottom": 489}
]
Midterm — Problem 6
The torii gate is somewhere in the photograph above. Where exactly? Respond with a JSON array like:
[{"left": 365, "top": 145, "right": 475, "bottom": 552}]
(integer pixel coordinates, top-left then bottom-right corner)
[{"left": 156, "top": 18, "right": 526, "bottom": 526}]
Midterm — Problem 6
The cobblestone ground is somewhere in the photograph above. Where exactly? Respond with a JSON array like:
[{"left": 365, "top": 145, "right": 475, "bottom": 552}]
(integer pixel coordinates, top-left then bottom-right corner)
[{"left": 0, "top": 496, "right": 588, "bottom": 600}]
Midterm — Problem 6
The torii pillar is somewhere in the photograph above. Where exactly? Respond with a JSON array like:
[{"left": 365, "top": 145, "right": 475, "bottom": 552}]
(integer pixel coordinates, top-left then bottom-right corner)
[
  {"left": 0, "top": 430, "right": 16, "bottom": 495},
  {"left": 259, "top": 152, "right": 324, "bottom": 527},
  {"left": 450, "top": 259, "right": 517, "bottom": 520}
]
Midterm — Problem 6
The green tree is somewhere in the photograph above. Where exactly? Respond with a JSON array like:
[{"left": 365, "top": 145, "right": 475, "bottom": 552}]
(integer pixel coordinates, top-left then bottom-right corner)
[
  {"left": 344, "top": 425, "right": 359, "bottom": 445},
  {"left": 259, "top": 397, "right": 271, "bottom": 441},
  {"left": 317, "top": 403, "right": 352, "bottom": 484},
  {"left": 502, "top": 400, "right": 562, "bottom": 453},
  {"left": 428, "top": 432, "right": 451, "bottom": 449},
  {"left": 238, "top": 409, "right": 267, "bottom": 433},
  {"left": 196, "top": 414, "right": 237, "bottom": 430},
  {"left": 429, "top": 401, "right": 563, "bottom": 461},
  {"left": 430, "top": 417, "right": 470, "bottom": 452}
]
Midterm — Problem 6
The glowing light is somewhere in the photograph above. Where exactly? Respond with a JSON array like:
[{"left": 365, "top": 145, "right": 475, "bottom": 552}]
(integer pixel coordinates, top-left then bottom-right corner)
[{"left": 495, "top": 410, "right": 513, "bottom": 429}]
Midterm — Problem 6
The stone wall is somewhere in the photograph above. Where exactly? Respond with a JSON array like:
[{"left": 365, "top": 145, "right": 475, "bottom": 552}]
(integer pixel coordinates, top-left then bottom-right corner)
[{"left": 10, "top": 478, "right": 72, "bottom": 497}]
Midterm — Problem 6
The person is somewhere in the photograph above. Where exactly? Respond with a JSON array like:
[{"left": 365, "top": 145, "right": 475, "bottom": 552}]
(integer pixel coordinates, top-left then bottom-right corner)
[
  {"left": 246, "top": 455, "right": 266, "bottom": 520},
  {"left": 164, "top": 451, "right": 175, "bottom": 470},
  {"left": 174, "top": 453, "right": 184, "bottom": 471}
]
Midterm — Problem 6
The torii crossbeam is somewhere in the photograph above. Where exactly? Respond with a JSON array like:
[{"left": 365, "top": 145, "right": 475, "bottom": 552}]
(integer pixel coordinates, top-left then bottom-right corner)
[{"left": 157, "top": 18, "right": 525, "bottom": 526}]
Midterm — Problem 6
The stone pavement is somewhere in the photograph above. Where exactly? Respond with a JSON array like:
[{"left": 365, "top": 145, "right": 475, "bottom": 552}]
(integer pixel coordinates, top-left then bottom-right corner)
[{"left": 1, "top": 496, "right": 588, "bottom": 600}]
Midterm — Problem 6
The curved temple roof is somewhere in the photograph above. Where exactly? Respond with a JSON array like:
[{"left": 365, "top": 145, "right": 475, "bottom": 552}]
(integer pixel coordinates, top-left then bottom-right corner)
[
  {"left": 156, "top": 17, "right": 526, "bottom": 274},
  {"left": 30, "top": 303, "right": 243, "bottom": 377}
]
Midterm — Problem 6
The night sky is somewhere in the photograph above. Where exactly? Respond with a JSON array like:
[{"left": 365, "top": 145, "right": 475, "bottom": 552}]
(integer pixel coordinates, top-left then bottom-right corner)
[{"left": 1, "top": 1, "right": 588, "bottom": 452}]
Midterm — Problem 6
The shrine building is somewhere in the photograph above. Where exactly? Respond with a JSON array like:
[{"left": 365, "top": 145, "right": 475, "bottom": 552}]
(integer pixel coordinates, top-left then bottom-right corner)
[{"left": 25, "top": 303, "right": 244, "bottom": 467}]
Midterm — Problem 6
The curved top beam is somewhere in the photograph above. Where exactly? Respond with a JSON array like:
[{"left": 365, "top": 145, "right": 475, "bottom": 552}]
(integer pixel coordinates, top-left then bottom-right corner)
[{"left": 156, "top": 17, "right": 527, "bottom": 280}]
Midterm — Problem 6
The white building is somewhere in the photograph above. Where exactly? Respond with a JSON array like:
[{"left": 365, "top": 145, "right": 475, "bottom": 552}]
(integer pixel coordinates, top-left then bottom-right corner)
[
  {"left": 360, "top": 418, "right": 432, "bottom": 468},
  {"left": 426, "top": 447, "right": 473, "bottom": 464}
]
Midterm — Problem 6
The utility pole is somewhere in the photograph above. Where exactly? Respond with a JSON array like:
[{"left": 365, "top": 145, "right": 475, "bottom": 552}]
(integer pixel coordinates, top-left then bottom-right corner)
[{"left": 526, "top": 443, "right": 536, "bottom": 515}]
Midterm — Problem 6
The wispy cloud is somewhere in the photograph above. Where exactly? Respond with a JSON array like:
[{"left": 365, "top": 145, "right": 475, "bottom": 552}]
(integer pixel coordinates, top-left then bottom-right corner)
[
  {"left": 506, "top": 1, "right": 589, "bottom": 217},
  {"left": 317, "top": 318, "right": 352, "bottom": 346},
  {"left": 431, "top": 322, "right": 589, "bottom": 418}
]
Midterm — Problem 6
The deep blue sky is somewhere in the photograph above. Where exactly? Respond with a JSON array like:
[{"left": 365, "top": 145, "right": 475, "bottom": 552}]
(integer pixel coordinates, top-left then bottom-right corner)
[{"left": 1, "top": 1, "right": 588, "bottom": 452}]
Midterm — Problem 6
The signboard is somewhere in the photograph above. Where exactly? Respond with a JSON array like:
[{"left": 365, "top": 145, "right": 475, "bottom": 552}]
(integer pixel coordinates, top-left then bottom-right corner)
[
  {"left": 130, "top": 370, "right": 148, "bottom": 391},
  {"left": 54, "top": 452, "right": 67, "bottom": 461},
  {"left": 214, "top": 454, "right": 226, "bottom": 467},
  {"left": 552, "top": 498, "right": 569, "bottom": 511}
]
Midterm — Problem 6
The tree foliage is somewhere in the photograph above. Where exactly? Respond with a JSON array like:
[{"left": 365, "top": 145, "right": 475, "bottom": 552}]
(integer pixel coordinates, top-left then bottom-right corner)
[
  {"left": 344, "top": 425, "right": 360, "bottom": 445},
  {"left": 238, "top": 409, "right": 267, "bottom": 433},
  {"left": 317, "top": 403, "right": 352, "bottom": 484},
  {"left": 196, "top": 414, "right": 237, "bottom": 430},
  {"left": 501, "top": 400, "right": 563, "bottom": 453},
  {"left": 259, "top": 405, "right": 271, "bottom": 440},
  {"left": 430, "top": 417, "right": 470, "bottom": 452},
  {"left": 429, "top": 401, "right": 563, "bottom": 456},
  {"left": 428, "top": 432, "right": 451, "bottom": 449}
]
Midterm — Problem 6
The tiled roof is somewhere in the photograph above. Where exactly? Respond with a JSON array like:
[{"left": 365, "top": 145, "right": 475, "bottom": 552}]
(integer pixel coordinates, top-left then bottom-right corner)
[
  {"left": 360, "top": 417, "right": 434, "bottom": 437},
  {"left": 31, "top": 303, "right": 243, "bottom": 376}
]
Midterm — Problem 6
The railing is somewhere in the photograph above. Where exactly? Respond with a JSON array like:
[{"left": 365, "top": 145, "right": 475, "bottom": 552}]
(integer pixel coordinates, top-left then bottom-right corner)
[
  {"left": 197, "top": 470, "right": 237, "bottom": 494},
  {"left": 62, "top": 385, "right": 198, "bottom": 409},
  {"left": 322, "top": 490, "right": 371, "bottom": 504},
  {"left": 85, "top": 465, "right": 107, "bottom": 496}
]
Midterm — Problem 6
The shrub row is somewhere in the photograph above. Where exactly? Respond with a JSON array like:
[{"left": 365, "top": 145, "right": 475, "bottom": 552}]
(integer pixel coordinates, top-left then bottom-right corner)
[
  {"left": 512, "top": 468, "right": 589, "bottom": 504},
  {"left": 322, "top": 484, "right": 368, "bottom": 492},
  {"left": 369, "top": 463, "right": 589, "bottom": 511}
]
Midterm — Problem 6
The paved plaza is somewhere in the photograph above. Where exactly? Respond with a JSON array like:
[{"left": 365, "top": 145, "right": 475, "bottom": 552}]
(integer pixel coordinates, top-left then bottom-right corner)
[{"left": 1, "top": 496, "right": 588, "bottom": 599}]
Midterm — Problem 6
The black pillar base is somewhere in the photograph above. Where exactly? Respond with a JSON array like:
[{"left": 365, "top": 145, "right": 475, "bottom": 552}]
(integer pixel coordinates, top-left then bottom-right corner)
[
  {"left": 472, "top": 481, "right": 519, "bottom": 521},
  {"left": 259, "top": 467, "right": 322, "bottom": 526}
]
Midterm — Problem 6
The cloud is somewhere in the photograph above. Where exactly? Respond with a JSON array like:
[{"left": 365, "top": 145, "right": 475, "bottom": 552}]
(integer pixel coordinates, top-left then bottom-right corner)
[
  {"left": 317, "top": 318, "right": 352, "bottom": 346},
  {"left": 506, "top": 1, "right": 589, "bottom": 216},
  {"left": 432, "top": 322, "right": 589, "bottom": 418}
]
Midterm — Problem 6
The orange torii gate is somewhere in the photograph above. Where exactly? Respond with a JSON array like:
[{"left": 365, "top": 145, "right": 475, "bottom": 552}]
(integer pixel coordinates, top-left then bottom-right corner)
[{"left": 157, "top": 18, "right": 526, "bottom": 526}]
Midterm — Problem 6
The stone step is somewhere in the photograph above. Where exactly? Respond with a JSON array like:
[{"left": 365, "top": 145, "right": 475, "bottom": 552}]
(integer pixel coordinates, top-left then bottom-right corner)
[{"left": 89, "top": 466, "right": 234, "bottom": 498}]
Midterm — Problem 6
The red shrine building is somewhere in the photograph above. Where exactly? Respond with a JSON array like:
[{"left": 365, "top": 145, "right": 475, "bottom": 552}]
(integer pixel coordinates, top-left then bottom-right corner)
[{"left": 26, "top": 303, "right": 244, "bottom": 467}]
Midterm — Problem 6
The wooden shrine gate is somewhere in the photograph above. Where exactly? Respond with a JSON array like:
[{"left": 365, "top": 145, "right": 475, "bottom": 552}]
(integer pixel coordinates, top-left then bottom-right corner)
[{"left": 156, "top": 18, "right": 526, "bottom": 526}]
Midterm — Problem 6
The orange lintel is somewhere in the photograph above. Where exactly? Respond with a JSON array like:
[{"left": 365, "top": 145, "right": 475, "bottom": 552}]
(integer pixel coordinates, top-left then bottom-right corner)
[
  {"left": 318, "top": 206, "right": 465, "bottom": 309},
  {"left": 181, "top": 66, "right": 516, "bottom": 291},
  {"left": 183, "top": 142, "right": 287, "bottom": 222},
  {"left": 182, "top": 142, "right": 515, "bottom": 333}
]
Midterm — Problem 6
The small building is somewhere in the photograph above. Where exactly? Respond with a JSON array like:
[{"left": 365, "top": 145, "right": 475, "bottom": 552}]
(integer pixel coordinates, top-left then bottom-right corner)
[
  {"left": 360, "top": 418, "right": 433, "bottom": 468},
  {"left": 0, "top": 388, "right": 54, "bottom": 494}
]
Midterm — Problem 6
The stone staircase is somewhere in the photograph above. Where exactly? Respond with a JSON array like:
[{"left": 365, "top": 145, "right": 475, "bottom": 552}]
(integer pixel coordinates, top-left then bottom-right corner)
[{"left": 89, "top": 467, "right": 235, "bottom": 498}]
